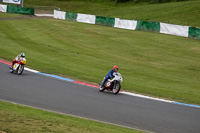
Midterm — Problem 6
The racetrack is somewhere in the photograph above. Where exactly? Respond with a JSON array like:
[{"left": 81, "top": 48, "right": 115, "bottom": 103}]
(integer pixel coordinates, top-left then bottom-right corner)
[{"left": 0, "top": 62, "right": 200, "bottom": 133}]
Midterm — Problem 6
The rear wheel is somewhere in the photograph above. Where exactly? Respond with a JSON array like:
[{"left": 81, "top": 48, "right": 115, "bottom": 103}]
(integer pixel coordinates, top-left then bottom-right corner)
[
  {"left": 112, "top": 82, "right": 121, "bottom": 94},
  {"left": 17, "top": 65, "right": 24, "bottom": 75}
]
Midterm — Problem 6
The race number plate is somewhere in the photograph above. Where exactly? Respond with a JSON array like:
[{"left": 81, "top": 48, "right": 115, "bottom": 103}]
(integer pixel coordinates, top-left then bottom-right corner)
[
  {"left": 13, "top": 64, "right": 19, "bottom": 70},
  {"left": 106, "top": 82, "right": 111, "bottom": 87}
]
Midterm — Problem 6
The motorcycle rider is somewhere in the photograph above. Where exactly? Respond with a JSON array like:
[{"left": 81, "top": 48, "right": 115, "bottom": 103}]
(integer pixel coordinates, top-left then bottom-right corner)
[
  {"left": 11, "top": 53, "right": 25, "bottom": 69},
  {"left": 100, "top": 65, "right": 119, "bottom": 88}
]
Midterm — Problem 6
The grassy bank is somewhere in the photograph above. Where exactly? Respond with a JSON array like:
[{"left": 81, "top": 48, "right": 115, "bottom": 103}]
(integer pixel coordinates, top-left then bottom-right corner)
[
  {"left": 0, "top": 13, "right": 200, "bottom": 105},
  {"left": 13, "top": 0, "right": 200, "bottom": 27},
  {"left": 0, "top": 100, "right": 143, "bottom": 133},
  {"left": 0, "top": 12, "right": 24, "bottom": 18}
]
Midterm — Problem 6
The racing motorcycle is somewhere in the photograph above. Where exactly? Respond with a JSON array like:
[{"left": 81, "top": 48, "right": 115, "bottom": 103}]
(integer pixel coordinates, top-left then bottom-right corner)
[
  {"left": 9, "top": 58, "right": 26, "bottom": 75},
  {"left": 99, "top": 72, "right": 123, "bottom": 94}
]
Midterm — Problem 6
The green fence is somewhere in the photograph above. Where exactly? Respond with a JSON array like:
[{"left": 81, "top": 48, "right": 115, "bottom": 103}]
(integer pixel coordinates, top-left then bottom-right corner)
[
  {"left": 189, "top": 27, "right": 200, "bottom": 39},
  {"left": 66, "top": 12, "right": 77, "bottom": 21},
  {"left": 136, "top": 20, "right": 160, "bottom": 32},
  {"left": 7, "top": 5, "right": 34, "bottom": 15},
  {"left": 95, "top": 16, "right": 115, "bottom": 27}
]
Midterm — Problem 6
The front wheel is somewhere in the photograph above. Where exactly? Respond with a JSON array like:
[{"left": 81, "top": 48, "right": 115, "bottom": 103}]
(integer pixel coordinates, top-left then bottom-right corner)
[
  {"left": 112, "top": 82, "right": 121, "bottom": 94},
  {"left": 9, "top": 66, "right": 13, "bottom": 73},
  {"left": 99, "top": 81, "right": 105, "bottom": 92},
  {"left": 17, "top": 65, "right": 24, "bottom": 75}
]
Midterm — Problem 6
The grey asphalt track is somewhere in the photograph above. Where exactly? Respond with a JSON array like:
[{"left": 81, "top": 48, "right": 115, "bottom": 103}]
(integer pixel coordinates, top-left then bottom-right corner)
[{"left": 0, "top": 62, "right": 200, "bottom": 133}]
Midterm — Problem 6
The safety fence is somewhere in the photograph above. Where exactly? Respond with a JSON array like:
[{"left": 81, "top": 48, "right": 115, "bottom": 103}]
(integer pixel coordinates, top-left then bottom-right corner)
[
  {"left": 54, "top": 10, "right": 200, "bottom": 40},
  {"left": 0, "top": 3, "right": 199, "bottom": 40},
  {"left": 0, "top": 4, "right": 34, "bottom": 15}
]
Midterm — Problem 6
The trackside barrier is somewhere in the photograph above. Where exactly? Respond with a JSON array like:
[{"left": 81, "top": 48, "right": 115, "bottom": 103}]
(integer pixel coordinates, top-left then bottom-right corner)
[
  {"left": 136, "top": 20, "right": 160, "bottom": 32},
  {"left": 53, "top": 10, "right": 200, "bottom": 40},
  {"left": 189, "top": 27, "right": 200, "bottom": 39},
  {"left": 0, "top": 4, "right": 7, "bottom": 12},
  {"left": 54, "top": 10, "right": 65, "bottom": 20},
  {"left": 0, "top": 4, "right": 34, "bottom": 15},
  {"left": 66, "top": 12, "right": 77, "bottom": 21},
  {"left": 77, "top": 13, "right": 96, "bottom": 24},
  {"left": 7, "top": 5, "right": 34, "bottom": 15},
  {"left": 114, "top": 18, "right": 137, "bottom": 30},
  {"left": 160, "top": 23, "right": 189, "bottom": 37},
  {"left": 95, "top": 16, "right": 115, "bottom": 27},
  {"left": 0, "top": 6, "right": 200, "bottom": 40}
]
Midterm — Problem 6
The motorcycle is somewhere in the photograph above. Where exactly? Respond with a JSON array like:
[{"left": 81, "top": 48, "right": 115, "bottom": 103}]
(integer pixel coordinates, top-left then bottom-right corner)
[
  {"left": 99, "top": 72, "right": 123, "bottom": 94},
  {"left": 9, "top": 58, "right": 26, "bottom": 75}
]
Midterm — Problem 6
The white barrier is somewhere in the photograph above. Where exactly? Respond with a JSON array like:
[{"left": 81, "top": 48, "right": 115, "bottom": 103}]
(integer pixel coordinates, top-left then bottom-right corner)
[
  {"left": 0, "top": 4, "right": 7, "bottom": 13},
  {"left": 160, "top": 23, "right": 189, "bottom": 37},
  {"left": 114, "top": 18, "right": 137, "bottom": 30},
  {"left": 52, "top": 10, "right": 194, "bottom": 39},
  {"left": 76, "top": 13, "right": 96, "bottom": 24},
  {"left": 54, "top": 10, "right": 66, "bottom": 20}
]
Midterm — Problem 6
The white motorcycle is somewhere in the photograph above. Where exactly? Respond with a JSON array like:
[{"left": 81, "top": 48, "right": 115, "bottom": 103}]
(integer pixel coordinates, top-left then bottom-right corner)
[
  {"left": 9, "top": 58, "right": 26, "bottom": 75},
  {"left": 99, "top": 72, "right": 123, "bottom": 94}
]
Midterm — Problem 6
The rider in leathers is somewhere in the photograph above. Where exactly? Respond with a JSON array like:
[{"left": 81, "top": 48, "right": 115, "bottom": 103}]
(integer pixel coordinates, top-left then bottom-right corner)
[
  {"left": 100, "top": 65, "right": 119, "bottom": 88},
  {"left": 11, "top": 53, "right": 25, "bottom": 68}
]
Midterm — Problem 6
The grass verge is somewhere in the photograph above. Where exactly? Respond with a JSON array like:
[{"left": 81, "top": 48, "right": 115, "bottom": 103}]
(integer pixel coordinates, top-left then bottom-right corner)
[
  {"left": 0, "top": 13, "right": 200, "bottom": 105},
  {"left": 0, "top": 12, "right": 25, "bottom": 18},
  {"left": 0, "top": 100, "right": 143, "bottom": 133}
]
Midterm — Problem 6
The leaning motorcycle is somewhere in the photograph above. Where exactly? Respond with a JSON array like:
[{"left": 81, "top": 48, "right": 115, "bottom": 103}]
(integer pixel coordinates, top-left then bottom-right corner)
[
  {"left": 99, "top": 72, "right": 123, "bottom": 94},
  {"left": 9, "top": 58, "right": 26, "bottom": 75}
]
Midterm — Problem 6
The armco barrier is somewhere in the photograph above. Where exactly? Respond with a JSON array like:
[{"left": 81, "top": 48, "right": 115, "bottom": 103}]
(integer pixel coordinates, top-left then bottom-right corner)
[
  {"left": 114, "top": 18, "right": 137, "bottom": 30},
  {"left": 0, "top": 4, "right": 7, "bottom": 12},
  {"left": 66, "top": 12, "right": 77, "bottom": 21},
  {"left": 77, "top": 13, "right": 96, "bottom": 24},
  {"left": 136, "top": 20, "right": 160, "bottom": 32},
  {"left": 54, "top": 10, "right": 200, "bottom": 40},
  {"left": 160, "top": 23, "right": 189, "bottom": 37},
  {"left": 1, "top": 6, "right": 199, "bottom": 40},
  {"left": 7, "top": 5, "right": 34, "bottom": 15},
  {"left": 95, "top": 16, "right": 115, "bottom": 27},
  {"left": 54, "top": 10, "right": 66, "bottom": 20},
  {"left": 189, "top": 27, "right": 200, "bottom": 39}
]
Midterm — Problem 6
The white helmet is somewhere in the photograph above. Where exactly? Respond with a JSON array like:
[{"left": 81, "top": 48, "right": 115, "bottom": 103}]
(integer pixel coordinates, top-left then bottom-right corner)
[{"left": 21, "top": 53, "right": 25, "bottom": 58}]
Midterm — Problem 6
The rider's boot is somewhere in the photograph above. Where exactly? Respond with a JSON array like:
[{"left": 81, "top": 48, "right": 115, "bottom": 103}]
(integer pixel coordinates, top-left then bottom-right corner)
[{"left": 100, "top": 81, "right": 105, "bottom": 88}]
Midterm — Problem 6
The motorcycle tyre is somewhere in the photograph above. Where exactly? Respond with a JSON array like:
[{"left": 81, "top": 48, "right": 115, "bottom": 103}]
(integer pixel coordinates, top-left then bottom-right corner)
[
  {"left": 17, "top": 65, "right": 24, "bottom": 75},
  {"left": 112, "top": 82, "right": 121, "bottom": 94}
]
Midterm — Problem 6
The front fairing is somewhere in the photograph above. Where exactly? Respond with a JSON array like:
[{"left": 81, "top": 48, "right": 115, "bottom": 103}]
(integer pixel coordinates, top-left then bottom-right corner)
[
  {"left": 13, "top": 63, "right": 19, "bottom": 70},
  {"left": 109, "top": 72, "right": 123, "bottom": 83}
]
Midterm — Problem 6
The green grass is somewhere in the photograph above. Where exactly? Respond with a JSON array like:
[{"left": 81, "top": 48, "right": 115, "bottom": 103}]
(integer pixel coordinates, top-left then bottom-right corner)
[
  {"left": 0, "top": 12, "right": 24, "bottom": 18},
  {"left": 0, "top": 100, "right": 143, "bottom": 133},
  {"left": 12, "top": 0, "right": 200, "bottom": 27},
  {"left": 0, "top": 12, "right": 200, "bottom": 105}
]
